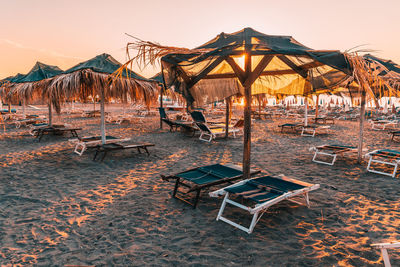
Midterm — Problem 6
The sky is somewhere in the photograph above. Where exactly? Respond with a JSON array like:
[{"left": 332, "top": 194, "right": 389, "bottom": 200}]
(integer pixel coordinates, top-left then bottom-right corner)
[{"left": 1, "top": 0, "right": 399, "bottom": 79}]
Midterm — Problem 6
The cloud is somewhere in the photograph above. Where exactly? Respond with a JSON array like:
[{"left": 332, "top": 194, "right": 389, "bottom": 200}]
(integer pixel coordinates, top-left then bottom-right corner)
[{"left": 0, "top": 39, "right": 84, "bottom": 60}]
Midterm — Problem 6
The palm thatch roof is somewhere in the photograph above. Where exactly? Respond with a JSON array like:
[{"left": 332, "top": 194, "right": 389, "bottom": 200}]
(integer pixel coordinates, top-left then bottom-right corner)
[
  {"left": 43, "top": 53, "right": 159, "bottom": 112},
  {"left": 121, "top": 27, "right": 386, "bottom": 107}
]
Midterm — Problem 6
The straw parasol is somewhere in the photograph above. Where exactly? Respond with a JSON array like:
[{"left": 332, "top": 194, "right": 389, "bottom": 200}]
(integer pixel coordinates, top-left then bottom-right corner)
[
  {"left": 44, "top": 53, "right": 159, "bottom": 144},
  {"left": 120, "top": 28, "right": 384, "bottom": 177}
]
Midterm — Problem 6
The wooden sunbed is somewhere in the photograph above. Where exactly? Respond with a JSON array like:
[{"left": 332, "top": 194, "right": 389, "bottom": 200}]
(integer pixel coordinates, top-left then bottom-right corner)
[
  {"left": 69, "top": 135, "right": 130, "bottom": 156},
  {"left": 161, "top": 163, "right": 260, "bottom": 208}
]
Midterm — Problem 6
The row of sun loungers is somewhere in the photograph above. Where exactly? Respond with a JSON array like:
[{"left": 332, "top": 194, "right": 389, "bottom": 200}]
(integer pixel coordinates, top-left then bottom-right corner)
[
  {"left": 161, "top": 163, "right": 320, "bottom": 233},
  {"left": 278, "top": 123, "right": 330, "bottom": 137}
]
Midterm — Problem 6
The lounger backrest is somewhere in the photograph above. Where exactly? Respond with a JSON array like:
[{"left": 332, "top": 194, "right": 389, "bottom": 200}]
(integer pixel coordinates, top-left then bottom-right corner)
[
  {"left": 158, "top": 107, "right": 168, "bottom": 119},
  {"left": 191, "top": 111, "right": 206, "bottom": 123},
  {"left": 195, "top": 122, "right": 212, "bottom": 133}
]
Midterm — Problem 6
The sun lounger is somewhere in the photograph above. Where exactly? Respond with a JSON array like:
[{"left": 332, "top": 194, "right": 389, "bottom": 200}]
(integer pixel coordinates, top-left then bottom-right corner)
[
  {"left": 69, "top": 135, "right": 130, "bottom": 156},
  {"left": 13, "top": 117, "right": 46, "bottom": 129},
  {"left": 195, "top": 122, "right": 240, "bottom": 142},
  {"left": 93, "top": 142, "right": 155, "bottom": 162},
  {"left": 278, "top": 123, "right": 301, "bottom": 133},
  {"left": 301, "top": 125, "right": 330, "bottom": 137},
  {"left": 310, "top": 144, "right": 357, "bottom": 165},
  {"left": 365, "top": 149, "right": 400, "bottom": 177},
  {"left": 390, "top": 130, "right": 400, "bottom": 142},
  {"left": 251, "top": 110, "right": 273, "bottom": 120},
  {"left": 159, "top": 107, "right": 198, "bottom": 135},
  {"left": 161, "top": 163, "right": 260, "bottom": 208},
  {"left": 371, "top": 120, "right": 399, "bottom": 130},
  {"left": 210, "top": 175, "right": 320, "bottom": 233},
  {"left": 313, "top": 116, "right": 335, "bottom": 125},
  {"left": 190, "top": 111, "right": 224, "bottom": 126},
  {"left": 34, "top": 125, "right": 81, "bottom": 142},
  {"left": 371, "top": 241, "right": 400, "bottom": 267}
]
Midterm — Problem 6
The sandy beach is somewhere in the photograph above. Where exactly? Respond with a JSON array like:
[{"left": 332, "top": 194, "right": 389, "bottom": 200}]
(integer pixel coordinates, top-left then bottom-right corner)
[{"left": 0, "top": 104, "right": 400, "bottom": 266}]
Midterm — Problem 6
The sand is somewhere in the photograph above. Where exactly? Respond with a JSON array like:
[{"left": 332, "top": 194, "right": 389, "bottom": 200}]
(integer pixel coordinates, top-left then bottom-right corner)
[{"left": 0, "top": 104, "right": 399, "bottom": 266}]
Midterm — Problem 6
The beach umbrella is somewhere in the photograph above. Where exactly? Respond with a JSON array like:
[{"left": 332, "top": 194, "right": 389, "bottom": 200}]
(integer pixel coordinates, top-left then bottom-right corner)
[
  {"left": 4, "top": 63, "right": 63, "bottom": 121},
  {"left": 46, "top": 53, "right": 159, "bottom": 144},
  {"left": 121, "top": 28, "right": 369, "bottom": 177}
]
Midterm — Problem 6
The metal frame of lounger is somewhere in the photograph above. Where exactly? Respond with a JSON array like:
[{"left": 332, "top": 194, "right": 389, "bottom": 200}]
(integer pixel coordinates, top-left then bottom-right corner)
[
  {"left": 93, "top": 142, "right": 155, "bottom": 162},
  {"left": 195, "top": 122, "right": 239, "bottom": 142},
  {"left": 161, "top": 163, "right": 260, "bottom": 208},
  {"left": 371, "top": 241, "right": 400, "bottom": 267},
  {"left": 371, "top": 120, "right": 399, "bottom": 131},
  {"left": 69, "top": 136, "right": 130, "bottom": 156},
  {"left": 210, "top": 175, "right": 320, "bottom": 234},
  {"left": 278, "top": 123, "right": 301, "bottom": 133},
  {"left": 301, "top": 125, "right": 330, "bottom": 137},
  {"left": 313, "top": 117, "right": 335, "bottom": 125},
  {"left": 310, "top": 145, "right": 357, "bottom": 165},
  {"left": 365, "top": 149, "right": 400, "bottom": 177}
]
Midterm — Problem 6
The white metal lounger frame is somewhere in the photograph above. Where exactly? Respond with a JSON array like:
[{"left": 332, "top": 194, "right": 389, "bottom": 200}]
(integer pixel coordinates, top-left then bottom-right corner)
[
  {"left": 196, "top": 122, "right": 239, "bottom": 142},
  {"left": 209, "top": 177, "right": 320, "bottom": 234},
  {"left": 69, "top": 137, "right": 130, "bottom": 156},
  {"left": 371, "top": 120, "right": 398, "bottom": 131},
  {"left": 301, "top": 126, "right": 330, "bottom": 137},
  {"left": 365, "top": 150, "right": 400, "bottom": 177},
  {"left": 310, "top": 145, "right": 358, "bottom": 166},
  {"left": 371, "top": 241, "right": 400, "bottom": 267}
]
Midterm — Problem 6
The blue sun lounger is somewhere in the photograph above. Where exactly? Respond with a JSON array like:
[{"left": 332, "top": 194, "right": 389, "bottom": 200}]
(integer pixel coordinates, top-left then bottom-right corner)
[
  {"left": 161, "top": 163, "right": 260, "bottom": 208},
  {"left": 210, "top": 175, "right": 320, "bottom": 233}
]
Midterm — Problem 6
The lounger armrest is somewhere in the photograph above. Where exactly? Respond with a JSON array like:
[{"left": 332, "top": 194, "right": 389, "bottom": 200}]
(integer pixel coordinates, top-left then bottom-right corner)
[{"left": 371, "top": 242, "right": 400, "bottom": 249}]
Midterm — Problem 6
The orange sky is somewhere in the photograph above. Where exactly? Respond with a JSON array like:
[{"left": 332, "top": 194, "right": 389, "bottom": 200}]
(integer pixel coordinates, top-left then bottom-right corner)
[{"left": 1, "top": 0, "right": 399, "bottom": 79}]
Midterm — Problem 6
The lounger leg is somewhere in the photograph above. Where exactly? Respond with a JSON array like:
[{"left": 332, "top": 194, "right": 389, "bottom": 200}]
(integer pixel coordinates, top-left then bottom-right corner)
[
  {"left": 392, "top": 163, "right": 398, "bottom": 178},
  {"left": 216, "top": 193, "right": 229, "bottom": 221},
  {"left": 144, "top": 147, "right": 150, "bottom": 156},
  {"left": 304, "top": 193, "right": 310, "bottom": 207},
  {"left": 38, "top": 131, "right": 44, "bottom": 142},
  {"left": 101, "top": 150, "right": 107, "bottom": 162},
  {"left": 93, "top": 148, "right": 100, "bottom": 161},
  {"left": 248, "top": 212, "right": 259, "bottom": 234},
  {"left": 172, "top": 178, "right": 180, "bottom": 198},
  {"left": 74, "top": 143, "right": 87, "bottom": 156},
  {"left": 380, "top": 248, "right": 392, "bottom": 267},
  {"left": 367, "top": 157, "right": 373, "bottom": 172},
  {"left": 193, "top": 189, "right": 201, "bottom": 209}
]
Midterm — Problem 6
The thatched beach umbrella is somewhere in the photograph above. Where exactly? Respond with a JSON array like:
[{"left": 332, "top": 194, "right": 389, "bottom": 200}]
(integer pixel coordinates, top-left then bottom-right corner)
[
  {"left": 122, "top": 28, "right": 366, "bottom": 178},
  {"left": 45, "top": 53, "right": 159, "bottom": 144},
  {"left": 3, "top": 63, "right": 63, "bottom": 120}
]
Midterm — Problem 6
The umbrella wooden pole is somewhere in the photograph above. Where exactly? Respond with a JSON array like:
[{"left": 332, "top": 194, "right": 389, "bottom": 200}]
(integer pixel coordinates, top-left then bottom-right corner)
[
  {"left": 100, "top": 91, "right": 106, "bottom": 145},
  {"left": 8, "top": 103, "right": 11, "bottom": 113},
  {"left": 243, "top": 47, "right": 252, "bottom": 180},
  {"left": 22, "top": 98, "right": 26, "bottom": 118},
  {"left": 304, "top": 98, "right": 308, "bottom": 127},
  {"left": 225, "top": 96, "right": 231, "bottom": 138},
  {"left": 160, "top": 87, "right": 163, "bottom": 129},
  {"left": 358, "top": 90, "right": 366, "bottom": 163},
  {"left": 48, "top": 103, "right": 52, "bottom": 126},
  {"left": 315, "top": 94, "right": 319, "bottom": 118}
]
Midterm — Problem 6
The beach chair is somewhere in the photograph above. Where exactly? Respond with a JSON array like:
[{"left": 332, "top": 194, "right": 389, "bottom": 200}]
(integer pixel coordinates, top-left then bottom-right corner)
[
  {"left": 313, "top": 116, "right": 335, "bottom": 125},
  {"left": 161, "top": 163, "right": 260, "bottom": 208},
  {"left": 34, "top": 125, "right": 82, "bottom": 142},
  {"left": 278, "top": 123, "right": 301, "bottom": 133},
  {"left": 69, "top": 135, "right": 130, "bottom": 156},
  {"left": 93, "top": 142, "right": 155, "bottom": 162},
  {"left": 371, "top": 241, "right": 400, "bottom": 267},
  {"left": 310, "top": 144, "right": 357, "bottom": 165},
  {"left": 371, "top": 120, "right": 399, "bottom": 130},
  {"left": 390, "top": 130, "right": 400, "bottom": 142},
  {"left": 210, "top": 175, "right": 320, "bottom": 234},
  {"left": 365, "top": 149, "right": 400, "bottom": 177},
  {"left": 301, "top": 125, "right": 330, "bottom": 137},
  {"left": 29, "top": 123, "right": 49, "bottom": 135},
  {"left": 190, "top": 111, "right": 224, "bottom": 126},
  {"left": 195, "top": 122, "right": 240, "bottom": 142},
  {"left": 159, "top": 107, "right": 197, "bottom": 135}
]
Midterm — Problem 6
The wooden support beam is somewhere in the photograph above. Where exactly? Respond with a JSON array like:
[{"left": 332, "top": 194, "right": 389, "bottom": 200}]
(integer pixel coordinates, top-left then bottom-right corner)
[
  {"left": 277, "top": 55, "right": 308, "bottom": 78},
  {"left": 243, "top": 55, "right": 273, "bottom": 88},
  {"left": 187, "top": 56, "right": 226, "bottom": 89},
  {"left": 225, "top": 57, "right": 246, "bottom": 84}
]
